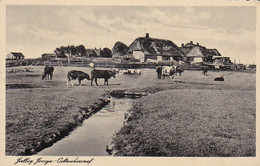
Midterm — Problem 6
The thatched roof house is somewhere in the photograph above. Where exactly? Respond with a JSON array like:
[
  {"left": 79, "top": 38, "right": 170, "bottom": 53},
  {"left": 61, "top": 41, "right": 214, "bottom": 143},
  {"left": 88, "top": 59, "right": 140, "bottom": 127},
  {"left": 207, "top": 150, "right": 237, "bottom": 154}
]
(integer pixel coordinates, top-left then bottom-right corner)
[
  {"left": 128, "top": 33, "right": 184, "bottom": 62},
  {"left": 180, "top": 41, "right": 222, "bottom": 63},
  {"left": 6, "top": 52, "right": 25, "bottom": 60}
]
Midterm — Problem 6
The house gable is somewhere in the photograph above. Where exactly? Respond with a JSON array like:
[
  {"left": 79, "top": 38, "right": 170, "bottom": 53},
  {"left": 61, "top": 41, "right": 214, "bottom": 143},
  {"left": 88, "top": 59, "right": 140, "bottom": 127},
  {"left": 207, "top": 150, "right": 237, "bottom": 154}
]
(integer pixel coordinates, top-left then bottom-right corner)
[
  {"left": 7, "top": 52, "right": 25, "bottom": 59},
  {"left": 186, "top": 46, "right": 205, "bottom": 57}
]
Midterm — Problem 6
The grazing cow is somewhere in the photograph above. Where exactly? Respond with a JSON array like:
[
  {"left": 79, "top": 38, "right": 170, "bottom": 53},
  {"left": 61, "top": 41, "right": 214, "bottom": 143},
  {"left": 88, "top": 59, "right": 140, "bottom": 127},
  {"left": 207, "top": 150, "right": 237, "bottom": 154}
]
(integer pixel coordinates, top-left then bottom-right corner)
[
  {"left": 162, "top": 66, "right": 176, "bottom": 82},
  {"left": 156, "top": 66, "right": 163, "bottom": 79},
  {"left": 214, "top": 75, "right": 224, "bottom": 81},
  {"left": 91, "top": 69, "right": 116, "bottom": 86},
  {"left": 67, "top": 70, "right": 91, "bottom": 86},
  {"left": 42, "top": 66, "right": 54, "bottom": 80},
  {"left": 175, "top": 66, "right": 184, "bottom": 76},
  {"left": 202, "top": 66, "right": 209, "bottom": 76}
]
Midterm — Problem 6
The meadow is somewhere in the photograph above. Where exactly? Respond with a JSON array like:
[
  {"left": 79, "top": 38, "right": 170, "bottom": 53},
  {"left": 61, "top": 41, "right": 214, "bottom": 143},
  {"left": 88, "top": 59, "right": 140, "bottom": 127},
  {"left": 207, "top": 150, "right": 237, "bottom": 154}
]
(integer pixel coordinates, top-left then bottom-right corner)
[{"left": 6, "top": 66, "right": 256, "bottom": 156}]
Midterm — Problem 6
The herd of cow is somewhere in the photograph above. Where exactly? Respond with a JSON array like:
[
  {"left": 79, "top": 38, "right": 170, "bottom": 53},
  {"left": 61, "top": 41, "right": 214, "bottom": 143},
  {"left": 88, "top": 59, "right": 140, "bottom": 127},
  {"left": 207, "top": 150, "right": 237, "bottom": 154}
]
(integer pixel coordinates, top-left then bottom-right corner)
[
  {"left": 42, "top": 65, "right": 117, "bottom": 86},
  {"left": 41, "top": 64, "right": 224, "bottom": 86}
]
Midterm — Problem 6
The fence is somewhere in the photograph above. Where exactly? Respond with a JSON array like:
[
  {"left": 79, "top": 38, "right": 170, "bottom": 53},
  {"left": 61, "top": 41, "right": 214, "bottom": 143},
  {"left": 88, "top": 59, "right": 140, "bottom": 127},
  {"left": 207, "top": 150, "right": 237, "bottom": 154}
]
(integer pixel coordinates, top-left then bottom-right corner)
[{"left": 6, "top": 59, "right": 33, "bottom": 67}]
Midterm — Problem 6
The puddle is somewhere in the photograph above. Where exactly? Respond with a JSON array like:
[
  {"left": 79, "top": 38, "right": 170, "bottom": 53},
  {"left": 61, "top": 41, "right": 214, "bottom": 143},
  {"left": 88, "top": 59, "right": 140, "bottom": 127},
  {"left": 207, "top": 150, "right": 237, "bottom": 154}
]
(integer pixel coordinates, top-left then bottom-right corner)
[{"left": 37, "top": 97, "right": 134, "bottom": 156}]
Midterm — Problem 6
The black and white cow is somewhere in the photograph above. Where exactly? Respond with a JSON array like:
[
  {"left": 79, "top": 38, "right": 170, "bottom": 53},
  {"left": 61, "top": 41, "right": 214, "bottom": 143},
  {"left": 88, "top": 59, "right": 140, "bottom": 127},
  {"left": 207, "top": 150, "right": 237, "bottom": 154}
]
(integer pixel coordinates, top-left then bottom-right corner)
[
  {"left": 67, "top": 70, "right": 91, "bottom": 86},
  {"left": 42, "top": 66, "right": 54, "bottom": 80},
  {"left": 161, "top": 66, "right": 176, "bottom": 82},
  {"left": 91, "top": 69, "right": 116, "bottom": 86}
]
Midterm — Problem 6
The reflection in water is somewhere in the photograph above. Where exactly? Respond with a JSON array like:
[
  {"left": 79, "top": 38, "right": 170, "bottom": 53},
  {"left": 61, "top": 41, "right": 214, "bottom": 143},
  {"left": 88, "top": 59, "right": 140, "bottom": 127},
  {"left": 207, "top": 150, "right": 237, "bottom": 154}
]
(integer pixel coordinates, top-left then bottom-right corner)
[{"left": 37, "top": 98, "right": 134, "bottom": 156}]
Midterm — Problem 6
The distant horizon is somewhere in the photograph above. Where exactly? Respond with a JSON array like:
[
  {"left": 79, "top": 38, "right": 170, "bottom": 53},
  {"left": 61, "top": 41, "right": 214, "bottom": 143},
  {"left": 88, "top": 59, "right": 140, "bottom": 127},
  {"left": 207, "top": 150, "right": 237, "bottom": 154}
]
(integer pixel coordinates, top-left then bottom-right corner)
[{"left": 6, "top": 6, "right": 256, "bottom": 64}]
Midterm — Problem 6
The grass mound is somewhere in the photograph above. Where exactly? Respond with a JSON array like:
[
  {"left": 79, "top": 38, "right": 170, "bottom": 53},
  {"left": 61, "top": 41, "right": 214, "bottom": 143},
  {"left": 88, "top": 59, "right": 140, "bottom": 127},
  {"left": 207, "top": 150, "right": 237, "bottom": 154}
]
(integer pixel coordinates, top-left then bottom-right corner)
[{"left": 113, "top": 89, "right": 255, "bottom": 156}]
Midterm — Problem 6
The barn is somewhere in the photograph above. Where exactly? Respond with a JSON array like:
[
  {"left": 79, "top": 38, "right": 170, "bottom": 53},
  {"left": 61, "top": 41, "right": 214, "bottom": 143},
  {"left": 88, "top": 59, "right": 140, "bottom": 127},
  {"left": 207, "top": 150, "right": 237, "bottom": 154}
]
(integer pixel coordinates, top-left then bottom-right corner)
[
  {"left": 6, "top": 52, "right": 25, "bottom": 60},
  {"left": 128, "top": 33, "right": 184, "bottom": 62}
]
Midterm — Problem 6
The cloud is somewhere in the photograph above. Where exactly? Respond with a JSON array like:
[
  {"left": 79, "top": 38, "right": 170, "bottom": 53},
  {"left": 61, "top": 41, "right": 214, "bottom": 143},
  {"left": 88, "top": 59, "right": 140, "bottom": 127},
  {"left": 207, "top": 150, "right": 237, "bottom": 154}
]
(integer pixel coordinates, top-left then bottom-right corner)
[
  {"left": 77, "top": 15, "right": 111, "bottom": 32},
  {"left": 6, "top": 6, "right": 256, "bottom": 64}
]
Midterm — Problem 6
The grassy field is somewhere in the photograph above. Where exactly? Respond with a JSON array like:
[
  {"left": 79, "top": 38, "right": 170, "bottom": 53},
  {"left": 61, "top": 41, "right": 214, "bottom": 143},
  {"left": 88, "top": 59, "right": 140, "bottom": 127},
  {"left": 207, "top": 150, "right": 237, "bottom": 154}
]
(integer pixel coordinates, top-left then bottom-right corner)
[
  {"left": 113, "top": 70, "right": 256, "bottom": 156},
  {"left": 6, "top": 66, "right": 255, "bottom": 156}
]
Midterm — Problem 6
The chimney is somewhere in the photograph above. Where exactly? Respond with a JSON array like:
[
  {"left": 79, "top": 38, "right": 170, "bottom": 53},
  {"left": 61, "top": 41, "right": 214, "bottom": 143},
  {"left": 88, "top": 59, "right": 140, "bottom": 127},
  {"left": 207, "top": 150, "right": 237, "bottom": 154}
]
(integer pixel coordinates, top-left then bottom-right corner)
[
  {"left": 181, "top": 43, "right": 184, "bottom": 47},
  {"left": 190, "top": 41, "right": 193, "bottom": 45},
  {"left": 145, "top": 33, "right": 150, "bottom": 38},
  {"left": 197, "top": 42, "right": 199, "bottom": 46}
]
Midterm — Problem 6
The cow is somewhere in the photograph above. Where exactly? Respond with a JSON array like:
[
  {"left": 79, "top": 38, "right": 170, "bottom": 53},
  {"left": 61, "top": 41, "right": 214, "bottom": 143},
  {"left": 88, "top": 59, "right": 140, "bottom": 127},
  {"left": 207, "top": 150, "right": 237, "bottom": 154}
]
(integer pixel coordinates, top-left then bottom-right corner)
[
  {"left": 67, "top": 70, "right": 91, "bottom": 86},
  {"left": 91, "top": 69, "right": 116, "bottom": 86},
  {"left": 42, "top": 66, "right": 54, "bottom": 80},
  {"left": 202, "top": 66, "right": 209, "bottom": 76},
  {"left": 214, "top": 75, "right": 224, "bottom": 81},
  {"left": 161, "top": 66, "right": 176, "bottom": 82},
  {"left": 175, "top": 66, "right": 184, "bottom": 76},
  {"left": 156, "top": 66, "right": 163, "bottom": 79}
]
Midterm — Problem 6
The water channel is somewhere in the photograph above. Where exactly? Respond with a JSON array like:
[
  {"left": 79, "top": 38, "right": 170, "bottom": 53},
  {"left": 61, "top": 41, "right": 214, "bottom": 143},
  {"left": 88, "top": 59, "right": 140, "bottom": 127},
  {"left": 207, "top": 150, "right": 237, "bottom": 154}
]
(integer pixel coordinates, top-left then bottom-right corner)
[{"left": 37, "top": 97, "right": 135, "bottom": 156}]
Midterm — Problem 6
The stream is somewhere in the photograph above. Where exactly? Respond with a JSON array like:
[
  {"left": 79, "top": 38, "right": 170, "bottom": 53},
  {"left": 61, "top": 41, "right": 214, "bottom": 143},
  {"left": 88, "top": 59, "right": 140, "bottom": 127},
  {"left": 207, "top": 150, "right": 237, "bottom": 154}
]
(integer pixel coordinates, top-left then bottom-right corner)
[{"left": 37, "top": 97, "right": 135, "bottom": 156}]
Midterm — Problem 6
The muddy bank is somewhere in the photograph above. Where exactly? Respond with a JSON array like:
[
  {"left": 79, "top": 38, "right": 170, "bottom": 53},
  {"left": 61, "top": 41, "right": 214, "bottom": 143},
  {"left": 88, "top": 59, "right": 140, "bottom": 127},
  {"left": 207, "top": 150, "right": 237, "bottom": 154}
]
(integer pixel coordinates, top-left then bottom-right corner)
[{"left": 19, "top": 97, "right": 110, "bottom": 156}]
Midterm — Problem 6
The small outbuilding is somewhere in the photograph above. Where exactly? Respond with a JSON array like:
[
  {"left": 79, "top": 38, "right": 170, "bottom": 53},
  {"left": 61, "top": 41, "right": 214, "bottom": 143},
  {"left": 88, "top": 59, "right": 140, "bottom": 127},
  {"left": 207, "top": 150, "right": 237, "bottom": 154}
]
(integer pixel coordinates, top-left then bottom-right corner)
[
  {"left": 6, "top": 52, "right": 25, "bottom": 60},
  {"left": 213, "top": 56, "right": 232, "bottom": 65}
]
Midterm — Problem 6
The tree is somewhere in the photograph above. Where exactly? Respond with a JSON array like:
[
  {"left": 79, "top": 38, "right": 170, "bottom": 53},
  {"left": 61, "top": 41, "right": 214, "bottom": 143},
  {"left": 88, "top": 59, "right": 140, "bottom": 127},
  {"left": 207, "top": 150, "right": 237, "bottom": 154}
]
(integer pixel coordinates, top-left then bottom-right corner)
[
  {"left": 112, "top": 41, "right": 129, "bottom": 56},
  {"left": 75, "top": 45, "right": 86, "bottom": 57},
  {"left": 100, "top": 48, "right": 112, "bottom": 58},
  {"left": 54, "top": 45, "right": 87, "bottom": 66}
]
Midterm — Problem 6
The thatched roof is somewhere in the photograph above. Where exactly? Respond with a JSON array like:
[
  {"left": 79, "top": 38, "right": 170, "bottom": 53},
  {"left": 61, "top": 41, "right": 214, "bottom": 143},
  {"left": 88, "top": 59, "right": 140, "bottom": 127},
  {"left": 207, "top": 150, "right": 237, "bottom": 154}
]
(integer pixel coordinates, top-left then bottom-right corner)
[
  {"left": 207, "top": 49, "right": 222, "bottom": 56},
  {"left": 180, "top": 42, "right": 222, "bottom": 57},
  {"left": 129, "top": 36, "right": 184, "bottom": 57},
  {"left": 186, "top": 46, "right": 208, "bottom": 57}
]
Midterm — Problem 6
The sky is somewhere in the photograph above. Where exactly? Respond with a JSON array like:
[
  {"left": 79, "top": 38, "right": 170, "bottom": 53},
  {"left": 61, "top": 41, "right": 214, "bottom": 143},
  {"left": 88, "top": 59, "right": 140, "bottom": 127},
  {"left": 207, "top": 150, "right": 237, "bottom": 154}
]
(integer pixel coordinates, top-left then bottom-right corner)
[{"left": 6, "top": 6, "right": 256, "bottom": 64}]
